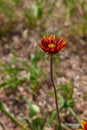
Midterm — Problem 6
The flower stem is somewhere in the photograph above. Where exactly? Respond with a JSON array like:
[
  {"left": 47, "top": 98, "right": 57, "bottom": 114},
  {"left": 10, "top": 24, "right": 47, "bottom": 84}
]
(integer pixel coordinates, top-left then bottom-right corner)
[{"left": 50, "top": 55, "right": 62, "bottom": 130}]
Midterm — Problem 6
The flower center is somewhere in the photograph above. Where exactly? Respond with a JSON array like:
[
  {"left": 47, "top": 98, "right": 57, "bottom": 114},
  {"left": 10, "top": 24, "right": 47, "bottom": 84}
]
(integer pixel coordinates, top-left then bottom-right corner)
[{"left": 48, "top": 43, "right": 56, "bottom": 48}]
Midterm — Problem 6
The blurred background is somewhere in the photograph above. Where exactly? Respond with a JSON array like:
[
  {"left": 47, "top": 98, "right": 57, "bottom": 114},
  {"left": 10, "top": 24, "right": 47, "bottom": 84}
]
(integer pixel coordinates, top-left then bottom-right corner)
[{"left": 0, "top": 0, "right": 87, "bottom": 130}]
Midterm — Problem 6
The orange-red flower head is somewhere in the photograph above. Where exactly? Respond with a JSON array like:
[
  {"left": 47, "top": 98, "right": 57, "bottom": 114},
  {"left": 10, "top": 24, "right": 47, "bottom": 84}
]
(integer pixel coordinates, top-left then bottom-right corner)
[
  {"left": 79, "top": 120, "right": 87, "bottom": 130},
  {"left": 39, "top": 35, "right": 66, "bottom": 54}
]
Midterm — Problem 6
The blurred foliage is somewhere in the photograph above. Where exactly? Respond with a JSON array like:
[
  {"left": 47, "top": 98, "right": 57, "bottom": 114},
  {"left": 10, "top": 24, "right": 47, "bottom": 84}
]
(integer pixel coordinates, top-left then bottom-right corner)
[
  {"left": 0, "top": 0, "right": 19, "bottom": 34},
  {"left": 24, "top": 0, "right": 42, "bottom": 27},
  {"left": 63, "top": 0, "right": 87, "bottom": 36},
  {"left": 0, "top": 62, "right": 25, "bottom": 91},
  {"left": 0, "top": 0, "right": 57, "bottom": 34},
  {"left": 0, "top": 49, "right": 43, "bottom": 94},
  {"left": 22, "top": 50, "right": 43, "bottom": 94},
  {"left": 24, "top": 0, "right": 57, "bottom": 27},
  {"left": 0, "top": 0, "right": 16, "bottom": 19},
  {"left": 0, "top": 0, "right": 87, "bottom": 37}
]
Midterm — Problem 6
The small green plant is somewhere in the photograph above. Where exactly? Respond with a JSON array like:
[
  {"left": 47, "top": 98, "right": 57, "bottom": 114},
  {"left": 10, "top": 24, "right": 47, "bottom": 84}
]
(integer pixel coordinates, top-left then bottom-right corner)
[
  {"left": 0, "top": 50, "right": 42, "bottom": 94},
  {"left": 48, "top": 81, "right": 80, "bottom": 129},
  {"left": 0, "top": 61, "right": 25, "bottom": 93},
  {"left": 22, "top": 51, "right": 43, "bottom": 94},
  {"left": 21, "top": 97, "right": 58, "bottom": 130},
  {"left": 24, "top": 0, "right": 42, "bottom": 27},
  {"left": 21, "top": 98, "right": 44, "bottom": 130}
]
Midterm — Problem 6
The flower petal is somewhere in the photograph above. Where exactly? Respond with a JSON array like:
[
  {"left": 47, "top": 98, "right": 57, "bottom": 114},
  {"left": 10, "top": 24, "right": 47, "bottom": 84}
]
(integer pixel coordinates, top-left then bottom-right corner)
[
  {"left": 81, "top": 120, "right": 87, "bottom": 130},
  {"left": 56, "top": 38, "right": 63, "bottom": 45},
  {"left": 56, "top": 42, "right": 67, "bottom": 51},
  {"left": 50, "top": 35, "right": 55, "bottom": 42},
  {"left": 39, "top": 43, "right": 48, "bottom": 52}
]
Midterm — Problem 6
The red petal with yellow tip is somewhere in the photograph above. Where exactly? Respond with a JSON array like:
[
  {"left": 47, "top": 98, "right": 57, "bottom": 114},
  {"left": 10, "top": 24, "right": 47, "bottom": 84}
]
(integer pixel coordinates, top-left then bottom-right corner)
[
  {"left": 56, "top": 38, "right": 63, "bottom": 45},
  {"left": 81, "top": 120, "right": 87, "bottom": 130}
]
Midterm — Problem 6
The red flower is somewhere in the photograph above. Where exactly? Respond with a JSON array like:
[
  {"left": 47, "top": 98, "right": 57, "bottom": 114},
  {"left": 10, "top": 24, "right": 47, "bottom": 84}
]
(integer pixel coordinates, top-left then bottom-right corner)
[
  {"left": 79, "top": 120, "right": 87, "bottom": 130},
  {"left": 39, "top": 35, "right": 66, "bottom": 54}
]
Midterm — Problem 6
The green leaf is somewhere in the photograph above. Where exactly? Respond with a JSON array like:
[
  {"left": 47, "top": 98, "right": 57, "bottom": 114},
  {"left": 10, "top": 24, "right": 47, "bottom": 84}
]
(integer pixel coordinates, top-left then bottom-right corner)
[
  {"left": 45, "top": 111, "right": 56, "bottom": 127},
  {"left": 0, "top": 102, "right": 26, "bottom": 130},
  {"left": 65, "top": 123, "right": 80, "bottom": 129},
  {"left": 24, "top": 98, "right": 40, "bottom": 118},
  {"left": 33, "top": 1, "right": 42, "bottom": 19},
  {"left": 32, "top": 117, "right": 43, "bottom": 128},
  {"left": 0, "top": 122, "right": 5, "bottom": 130},
  {"left": 68, "top": 107, "right": 80, "bottom": 123},
  {"left": 56, "top": 124, "right": 62, "bottom": 130},
  {"left": 21, "top": 115, "right": 31, "bottom": 128}
]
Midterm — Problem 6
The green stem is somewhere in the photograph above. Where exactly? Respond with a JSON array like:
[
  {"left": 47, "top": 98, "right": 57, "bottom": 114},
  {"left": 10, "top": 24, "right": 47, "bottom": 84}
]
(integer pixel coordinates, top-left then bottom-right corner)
[
  {"left": 68, "top": 107, "right": 80, "bottom": 123},
  {"left": 0, "top": 122, "right": 5, "bottom": 130},
  {"left": 50, "top": 55, "right": 62, "bottom": 130},
  {"left": 0, "top": 102, "right": 26, "bottom": 130},
  {"left": 62, "top": 123, "right": 71, "bottom": 130}
]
